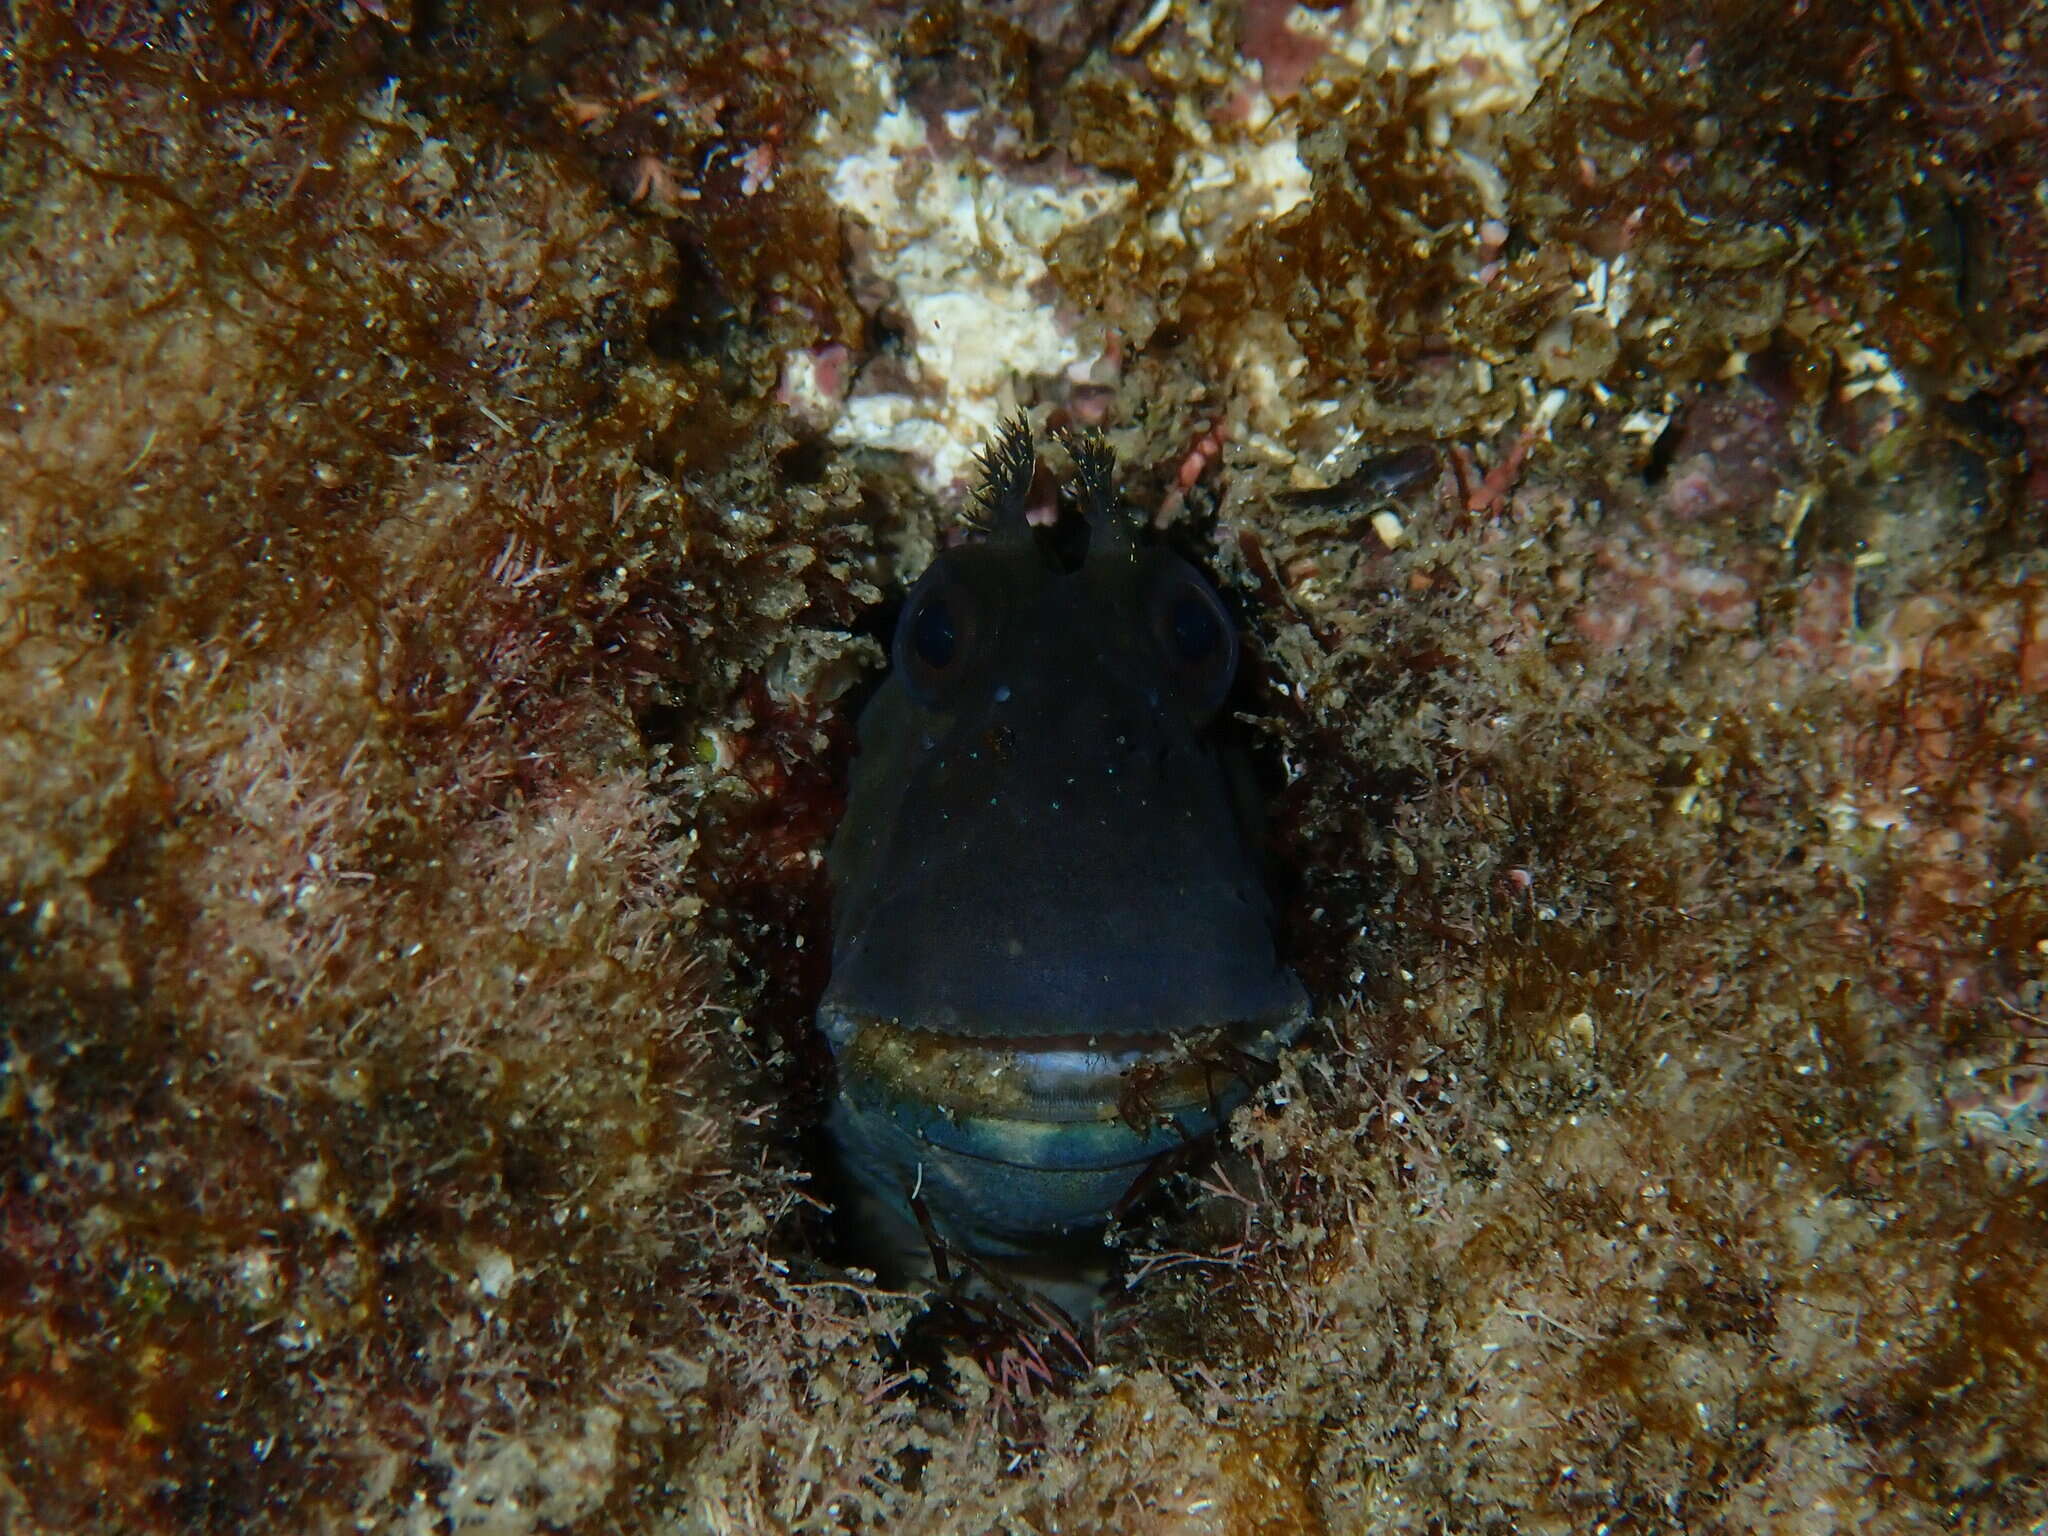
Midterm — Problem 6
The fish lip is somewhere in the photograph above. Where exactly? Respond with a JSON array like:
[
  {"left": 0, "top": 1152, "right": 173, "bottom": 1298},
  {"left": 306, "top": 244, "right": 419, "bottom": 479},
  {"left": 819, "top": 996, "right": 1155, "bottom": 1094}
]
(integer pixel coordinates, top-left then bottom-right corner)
[
  {"left": 814, "top": 1000, "right": 1310, "bottom": 1059},
  {"left": 831, "top": 1087, "right": 1212, "bottom": 1175},
  {"left": 816, "top": 1000, "right": 1311, "bottom": 1127}
]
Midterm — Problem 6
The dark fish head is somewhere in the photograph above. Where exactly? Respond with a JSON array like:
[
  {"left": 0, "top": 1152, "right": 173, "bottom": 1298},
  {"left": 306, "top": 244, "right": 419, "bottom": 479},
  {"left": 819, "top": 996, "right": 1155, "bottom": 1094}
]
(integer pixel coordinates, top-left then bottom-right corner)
[
  {"left": 819, "top": 422, "right": 1308, "bottom": 1261},
  {"left": 825, "top": 434, "right": 1302, "bottom": 1039}
]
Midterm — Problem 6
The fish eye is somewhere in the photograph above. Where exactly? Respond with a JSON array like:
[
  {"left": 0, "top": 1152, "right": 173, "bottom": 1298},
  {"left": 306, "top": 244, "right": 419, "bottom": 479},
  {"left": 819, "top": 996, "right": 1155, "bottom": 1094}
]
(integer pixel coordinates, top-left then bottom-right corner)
[
  {"left": 894, "top": 558, "right": 984, "bottom": 704},
  {"left": 1169, "top": 592, "right": 1222, "bottom": 663},
  {"left": 1150, "top": 561, "right": 1238, "bottom": 720},
  {"left": 911, "top": 592, "right": 958, "bottom": 668}
]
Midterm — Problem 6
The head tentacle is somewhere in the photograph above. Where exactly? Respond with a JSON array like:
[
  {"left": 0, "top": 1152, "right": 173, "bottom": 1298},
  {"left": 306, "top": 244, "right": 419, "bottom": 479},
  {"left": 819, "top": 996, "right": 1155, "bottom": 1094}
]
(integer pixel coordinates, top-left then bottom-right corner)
[
  {"left": 970, "top": 415, "right": 1039, "bottom": 541},
  {"left": 1057, "top": 426, "right": 1139, "bottom": 560}
]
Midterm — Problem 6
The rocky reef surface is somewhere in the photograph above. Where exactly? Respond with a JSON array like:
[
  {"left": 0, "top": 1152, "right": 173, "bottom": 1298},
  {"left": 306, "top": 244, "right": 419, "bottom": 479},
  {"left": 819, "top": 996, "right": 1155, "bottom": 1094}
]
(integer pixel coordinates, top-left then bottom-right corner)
[{"left": 2, "top": 2, "right": 2044, "bottom": 1532}]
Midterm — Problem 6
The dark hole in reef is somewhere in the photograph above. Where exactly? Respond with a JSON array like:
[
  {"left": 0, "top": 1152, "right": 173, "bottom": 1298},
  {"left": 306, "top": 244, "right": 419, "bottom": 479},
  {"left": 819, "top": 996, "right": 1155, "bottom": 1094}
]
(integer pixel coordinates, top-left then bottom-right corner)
[
  {"left": 892, "top": 1444, "right": 930, "bottom": 1495},
  {"left": 1743, "top": 340, "right": 1803, "bottom": 411},
  {"left": 645, "top": 236, "right": 734, "bottom": 361},
  {"left": 1939, "top": 392, "right": 2024, "bottom": 461},
  {"left": 496, "top": 1125, "right": 560, "bottom": 1204},
  {"left": 1938, "top": 393, "right": 2036, "bottom": 546},
  {"left": 81, "top": 821, "right": 162, "bottom": 916},
  {"left": 79, "top": 569, "right": 155, "bottom": 641},
  {"left": 775, "top": 433, "right": 833, "bottom": 486},
  {"left": 865, "top": 306, "right": 912, "bottom": 357},
  {"left": 1642, "top": 406, "right": 1684, "bottom": 485},
  {"left": 632, "top": 700, "right": 689, "bottom": 750}
]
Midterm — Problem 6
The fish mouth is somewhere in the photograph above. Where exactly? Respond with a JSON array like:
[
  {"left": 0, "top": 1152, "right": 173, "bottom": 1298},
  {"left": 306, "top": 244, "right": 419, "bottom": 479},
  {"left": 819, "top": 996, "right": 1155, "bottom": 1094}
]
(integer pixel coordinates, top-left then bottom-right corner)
[
  {"left": 817, "top": 1003, "right": 1309, "bottom": 1129},
  {"left": 818, "top": 1003, "right": 1310, "bottom": 1250}
]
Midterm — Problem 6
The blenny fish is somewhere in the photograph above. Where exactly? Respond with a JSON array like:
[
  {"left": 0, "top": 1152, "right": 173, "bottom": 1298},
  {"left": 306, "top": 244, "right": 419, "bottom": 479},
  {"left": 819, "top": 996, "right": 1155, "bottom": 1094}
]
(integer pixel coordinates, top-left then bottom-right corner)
[{"left": 820, "top": 421, "right": 1307, "bottom": 1270}]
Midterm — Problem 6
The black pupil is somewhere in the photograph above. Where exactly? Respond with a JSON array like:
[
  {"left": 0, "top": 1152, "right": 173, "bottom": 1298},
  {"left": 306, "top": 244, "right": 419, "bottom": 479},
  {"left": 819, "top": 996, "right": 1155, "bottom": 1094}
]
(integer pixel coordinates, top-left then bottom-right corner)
[
  {"left": 1170, "top": 592, "right": 1221, "bottom": 663},
  {"left": 911, "top": 593, "right": 958, "bottom": 669}
]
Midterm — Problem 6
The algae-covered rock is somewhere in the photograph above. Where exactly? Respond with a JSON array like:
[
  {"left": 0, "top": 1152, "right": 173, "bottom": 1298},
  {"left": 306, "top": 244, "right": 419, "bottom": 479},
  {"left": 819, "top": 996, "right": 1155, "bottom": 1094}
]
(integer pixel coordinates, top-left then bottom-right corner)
[{"left": 2, "top": 3, "right": 2043, "bottom": 1532}]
